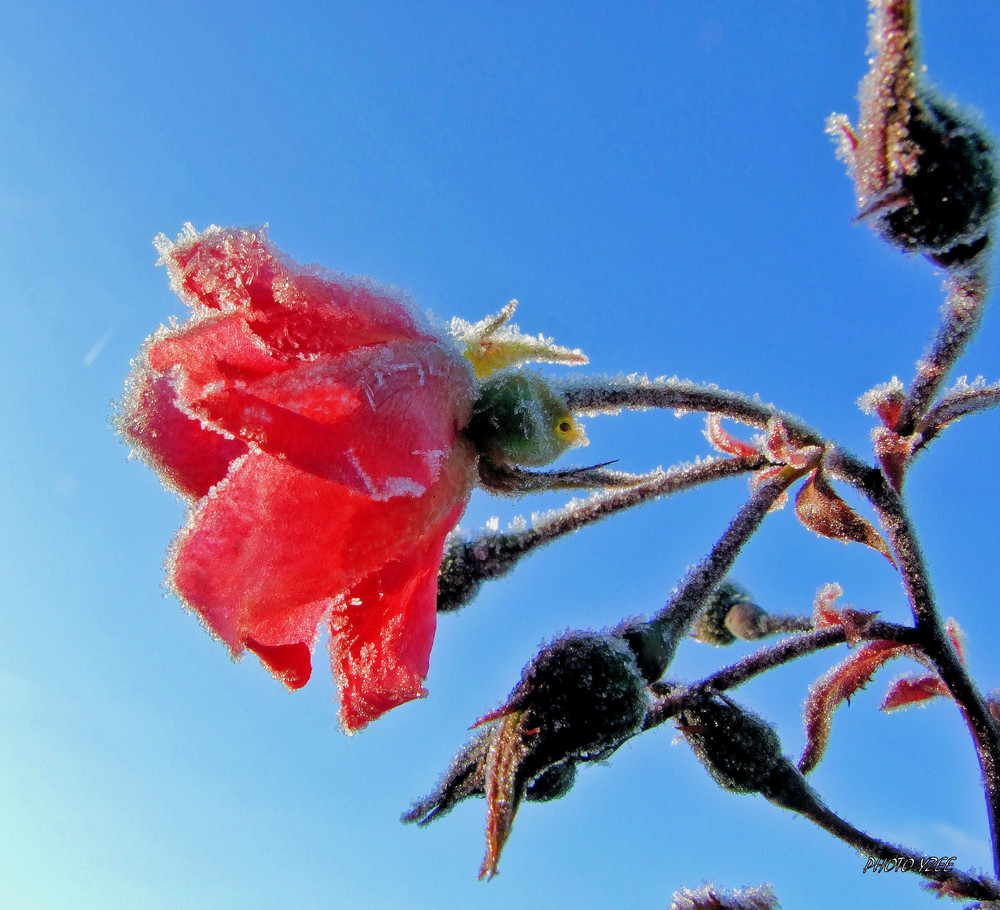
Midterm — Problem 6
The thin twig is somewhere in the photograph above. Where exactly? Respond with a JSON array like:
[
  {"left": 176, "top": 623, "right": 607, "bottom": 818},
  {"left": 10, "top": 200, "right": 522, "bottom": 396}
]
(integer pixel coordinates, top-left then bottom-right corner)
[
  {"left": 623, "top": 470, "right": 800, "bottom": 680},
  {"left": 895, "top": 268, "right": 989, "bottom": 437},
  {"left": 912, "top": 380, "right": 1000, "bottom": 455},
  {"left": 557, "top": 375, "right": 823, "bottom": 446},
  {"left": 801, "top": 796, "right": 1000, "bottom": 901},
  {"left": 438, "top": 453, "right": 766, "bottom": 612},
  {"left": 641, "top": 621, "right": 918, "bottom": 732}
]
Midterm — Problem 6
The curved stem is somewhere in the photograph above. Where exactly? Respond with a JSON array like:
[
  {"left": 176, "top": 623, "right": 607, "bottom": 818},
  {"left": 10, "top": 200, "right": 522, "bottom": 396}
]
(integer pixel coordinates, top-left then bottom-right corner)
[
  {"left": 828, "top": 446, "right": 1000, "bottom": 877},
  {"left": 895, "top": 268, "right": 989, "bottom": 437},
  {"left": 640, "top": 620, "right": 1000, "bottom": 901},
  {"left": 438, "top": 453, "right": 767, "bottom": 613},
  {"left": 801, "top": 797, "right": 1000, "bottom": 901},
  {"left": 912, "top": 381, "right": 1000, "bottom": 456},
  {"left": 641, "top": 620, "right": 919, "bottom": 731},
  {"left": 624, "top": 469, "right": 799, "bottom": 681},
  {"left": 556, "top": 375, "right": 823, "bottom": 446}
]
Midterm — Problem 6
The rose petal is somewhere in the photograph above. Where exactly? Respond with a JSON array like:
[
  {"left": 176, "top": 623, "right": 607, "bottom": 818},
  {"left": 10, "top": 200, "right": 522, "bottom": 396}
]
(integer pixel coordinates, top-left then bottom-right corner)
[
  {"left": 330, "top": 509, "right": 464, "bottom": 733},
  {"left": 120, "top": 371, "right": 247, "bottom": 500},
  {"left": 169, "top": 439, "right": 477, "bottom": 688},
  {"left": 148, "top": 312, "right": 290, "bottom": 392},
  {"left": 160, "top": 224, "right": 431, "bottom": 353},
  {"left": 193, "top": 339, "right": 475, "bottom": 498}
]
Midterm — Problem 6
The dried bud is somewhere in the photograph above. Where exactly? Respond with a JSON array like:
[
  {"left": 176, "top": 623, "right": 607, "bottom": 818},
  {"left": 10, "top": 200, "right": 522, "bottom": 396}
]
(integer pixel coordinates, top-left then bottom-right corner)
[
  {"left": 404, "top": 630, "right": 649, "bottom": 878},
  {"left": 465, "top": 370, "right": 587, "bottom": 468},
  {"left": 723, "top": 600, "right": 779, "bottom": 641},
  {"left": 678, "top": 692, "right": 817, "bottom": 813},
  {"left": 524, "top": 760, "right": 578, "bottom": 802},
  {"left": 478, "top": 631, "right": 651, "bottom": 779},
  {"left": 692, "top": 583, "right": 808, "bottom": 645}
]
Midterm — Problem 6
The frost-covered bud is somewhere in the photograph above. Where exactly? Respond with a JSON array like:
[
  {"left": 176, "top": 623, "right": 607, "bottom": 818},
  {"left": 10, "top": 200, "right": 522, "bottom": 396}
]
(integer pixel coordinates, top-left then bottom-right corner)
[
  {"left": 875, "top": 91, "right": 997, "bottom": 266},
  {"left": 405, "top": 630, "right": 649, "bottom": 878},
  {"left": 831, "top": 0, "right": 998, "bottom": 269},
  {"left": 524, "top": 760, "right": 578, "bottom": 802},
  {"left": 722, "top": 600, "right": 775, "bottom": 641},
  {"left": 465, "top": 370, "right": 587, "bottom": 468},
  {"left": 678, "top": 693, "right": 817, "bottom": 813},
  {"left": 692, "top": 582, "right": 757, "bottom": 646},
  {"left": 510, "top": 631, "right": 650, "bottom": 764}
]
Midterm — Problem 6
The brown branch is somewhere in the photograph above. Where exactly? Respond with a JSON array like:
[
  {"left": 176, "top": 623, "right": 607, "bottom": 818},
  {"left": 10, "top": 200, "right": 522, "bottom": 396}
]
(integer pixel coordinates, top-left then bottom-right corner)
[
  {"left": 557, "top": 376, "right": 823, "bottom": 447},
  {"left": 828, "top": 446, "right": 1000, "bottom": 878},
  {"left": 912, "top": 380, "right": 1000, "bottom": 455},
  {"left": 895, "top": 268, "right": 989, "bottom": 437},
  {"left": 438, "top": 453, "right": 767, "bottom": 613}
]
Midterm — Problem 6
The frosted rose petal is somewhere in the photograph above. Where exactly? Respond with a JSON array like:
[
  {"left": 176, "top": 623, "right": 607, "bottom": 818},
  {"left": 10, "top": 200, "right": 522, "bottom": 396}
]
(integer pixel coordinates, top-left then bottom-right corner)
[
  {"left": 331, "top": 509, "right": 465, "bottom": 732},
  {"left": 122, "top": 372, "right": 247, "bottom": 500},
  {"left": 169, "top": 441, "right": 477, "bottom": 688},
  {"left": 193, "top": 339, "right": 474, "bottom": 498},
  {"left": 161, "top": 225, "right": 431, "bottom": 353}
]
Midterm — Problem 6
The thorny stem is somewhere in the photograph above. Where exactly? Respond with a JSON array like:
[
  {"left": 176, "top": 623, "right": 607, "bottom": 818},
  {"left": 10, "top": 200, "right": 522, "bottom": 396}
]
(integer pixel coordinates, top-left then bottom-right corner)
[
  {"left": 557, "top": 376, "right": 823, "bottom": 447},
  {"left": 829, "top": 446, "right": 1000, "bottom": 878},
  {"left": 702, "top": 621, "right": 918, "bottom": 695},
  {"left": 895, "top": 268, "right": 989, "bottom": 437},
  {"left": 438, "top": 453, "right": 766, "bottom": 612},
  {"left": 912, "top": 380, "right": 1000, "bottom": 456}
]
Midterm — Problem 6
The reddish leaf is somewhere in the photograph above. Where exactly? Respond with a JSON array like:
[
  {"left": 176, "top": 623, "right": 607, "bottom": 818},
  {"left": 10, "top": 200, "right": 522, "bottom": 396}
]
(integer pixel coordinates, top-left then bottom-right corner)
[
  {"left": 794, "top": 470, "right": 897, "bottom": 565},
  {"left": 480, "top": 710, "right": 532, "bottom": 881},
  {"left": 881, "top": 674, "right": 949, "bottom": 712},
  {"left": 858, "top": 379, "right": 906, "bottom": 431},
  {"left": 763, "top": 416, "right": 821, "bottom": 469},
  {"left": 872, "top": 426, "right": 912, "bottom": 492},
  {"left": 800, "top": 640, "right": 913, "bottom": 773},
  {"left": 945, "top": 618, "right": 966, "bottom": 662},
  {"left": 812, "top": 583, "right": 845, "bottom": 628},
  {"left": 704, "top": 414, "right": 759, "bottom": 457}
]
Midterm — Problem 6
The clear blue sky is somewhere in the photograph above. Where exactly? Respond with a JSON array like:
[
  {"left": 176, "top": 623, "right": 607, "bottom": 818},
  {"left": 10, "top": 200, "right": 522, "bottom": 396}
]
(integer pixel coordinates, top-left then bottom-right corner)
[{"left": 3, "top": 2, "right": 1000, "bottom": 908}]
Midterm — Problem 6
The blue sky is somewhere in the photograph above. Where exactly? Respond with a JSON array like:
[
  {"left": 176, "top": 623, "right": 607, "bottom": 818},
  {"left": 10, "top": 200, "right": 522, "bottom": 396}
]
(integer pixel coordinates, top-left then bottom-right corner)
[{"left": 3, "top": 2, "right": 1000, "bottom": 908}]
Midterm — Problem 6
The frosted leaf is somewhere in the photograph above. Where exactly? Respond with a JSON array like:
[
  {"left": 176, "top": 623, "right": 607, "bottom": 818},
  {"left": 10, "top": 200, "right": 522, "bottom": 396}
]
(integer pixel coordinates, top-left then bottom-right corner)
[{"left": 450, "top": 299, "right": 587, "bottom": 380}]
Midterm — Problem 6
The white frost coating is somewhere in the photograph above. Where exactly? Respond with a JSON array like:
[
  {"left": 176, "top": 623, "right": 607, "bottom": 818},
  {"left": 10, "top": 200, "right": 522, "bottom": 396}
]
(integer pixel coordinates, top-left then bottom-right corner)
[
  {"left": 857, "top": 376, "right": 904, "bottom": 414},
  {"left": 667, "top": 882, "right": 778, "bottom": 910},
  {"left": 448, "top": 299, "right": 588, "bottom": 374},
  {"left": 360, "top": 381, "right": 376, "bottom": 411},
  {"left": 154, "top": 223, "right": 441, "bottom": 338},
  {"left": 378, "top": 476, "right": 427, "bottom": 498},
  {"left": 508, "top": 515, "right": 528, "bottom": 533},
  {"left": 344, "top": 448, "right": 377, "bottom": 497},
  {"left": 345, "top": 447, "right": 427, "bottom": 500},
  {"left": 950, "top": 374, "right": 988, "bottom": 391}
]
